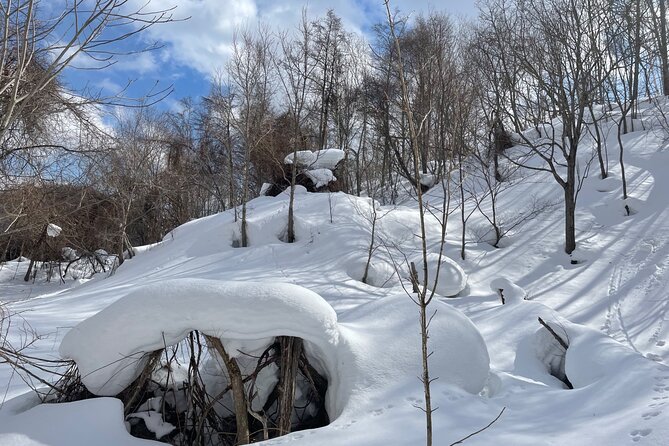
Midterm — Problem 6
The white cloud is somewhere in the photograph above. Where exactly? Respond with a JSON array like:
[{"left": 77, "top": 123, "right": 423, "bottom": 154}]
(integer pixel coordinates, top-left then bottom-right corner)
[
  {"left": 132, "top": 0, "right": 258, "bottom": 75},
  {"left": 131, "top": 0, "right": 477, "bottom": 76},
  {"left": 112, "top": 52, "right": 159, "bottom": 75}
]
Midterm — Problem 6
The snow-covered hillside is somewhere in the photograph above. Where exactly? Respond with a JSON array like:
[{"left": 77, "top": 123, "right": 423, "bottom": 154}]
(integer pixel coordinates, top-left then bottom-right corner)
[{"left": 1, "top": 103, "right": 669, "bottom": 445}]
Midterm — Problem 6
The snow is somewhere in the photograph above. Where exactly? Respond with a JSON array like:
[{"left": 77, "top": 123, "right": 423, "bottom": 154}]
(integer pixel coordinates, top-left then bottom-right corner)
[
  {"left": 311, "top": 149, "right": 345, "bottom": 169},
  {"left": 284, "top": 149, "right": 345, "bottom": 170},
  {"left": 415, "top": 252, "right": 468, "bottom": 297},
  {"left": 126, "top": 411, "right": 175, "bottom": 439},
  {"left": 419, "top": 173, "right": 437, "bottom": 188},
  {"left": 284, "top": 150, "right": 316, "bottom": 166},
  {"left": 3, "top": 101, "right": 669, "bottom": 445},
  {"left": 489, "top": 278, "right": 526, "bottom": 304},
  {"left": 46, "top": 223, "right": 62, "bottom": 237},
  {"left": 0, "top": 398, "right": 158, "bottom": 446},
  {"left": 305, "top": 168, "right": 336, "bottom": 188},
  {"left": 59, "top": 280, "right": 339, "bottom": 409}
]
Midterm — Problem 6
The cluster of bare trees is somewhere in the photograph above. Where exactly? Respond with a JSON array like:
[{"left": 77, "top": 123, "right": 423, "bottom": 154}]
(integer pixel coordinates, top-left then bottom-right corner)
[{"left": 3, "top": 0, "right": 669, "bottom": 271}]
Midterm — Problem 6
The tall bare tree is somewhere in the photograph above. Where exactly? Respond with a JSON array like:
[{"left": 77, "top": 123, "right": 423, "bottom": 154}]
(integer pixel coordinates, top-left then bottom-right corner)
[{"left": 228, "top": 26, "right": 275, "bottom": 247}]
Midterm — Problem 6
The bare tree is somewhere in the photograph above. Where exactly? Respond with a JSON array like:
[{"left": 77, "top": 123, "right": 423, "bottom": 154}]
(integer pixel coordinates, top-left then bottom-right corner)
[
  {"left": 0, "top": 0, "right": 175, "bottom": 165},
  {"left": 384, "top": 3, "right": 440, "bottom": 444},
  {"left": 276, "top": 10, "right": 316, "bottom": 243},
  {"left": 479, "top": 0, "right": 614, "bottom": 254},
  {"left": 228, "top": 26, "right": 275, "bottom": 247}
]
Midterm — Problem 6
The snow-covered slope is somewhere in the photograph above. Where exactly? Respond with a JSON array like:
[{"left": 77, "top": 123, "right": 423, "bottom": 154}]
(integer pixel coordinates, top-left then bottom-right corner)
[{"left": 2, "top": 102, "right": 669, "bottom": 445}]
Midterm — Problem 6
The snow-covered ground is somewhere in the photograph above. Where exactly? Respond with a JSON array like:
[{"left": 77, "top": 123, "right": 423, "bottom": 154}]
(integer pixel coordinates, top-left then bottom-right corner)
[{"left": 2, "top": 104, "right": 669, "bottom": 445}]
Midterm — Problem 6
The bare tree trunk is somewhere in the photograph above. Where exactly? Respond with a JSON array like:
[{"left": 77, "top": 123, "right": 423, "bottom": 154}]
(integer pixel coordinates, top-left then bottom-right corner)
[
  {"left": 23, "top": 224, "right": 47, "bottom": 282},
  {"left": 661, "top": 0, "right": 669, "bottom": 95},
  {"left": 459, "top": 151, "right": 466, "bottom": 260},
  {"left": 361, "top": 199, "right": 377, "bottom": 284},
  {"left": 277, "top": 336, "right": 302, "bottom": 435},
  {"left": 207, "top": 336, "right": 250, "bottom": 445},
  {"left": 564, "top": 181, "right": 577, "bottom": 255},
  {"left": 384, "top": 3, "right": 434, "bottom": 445}
]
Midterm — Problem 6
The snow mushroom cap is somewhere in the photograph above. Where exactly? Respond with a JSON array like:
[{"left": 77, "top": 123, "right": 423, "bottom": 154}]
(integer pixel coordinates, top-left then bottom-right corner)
[{"left": 59, "top": 279, "right": 340, "bottom": 413}]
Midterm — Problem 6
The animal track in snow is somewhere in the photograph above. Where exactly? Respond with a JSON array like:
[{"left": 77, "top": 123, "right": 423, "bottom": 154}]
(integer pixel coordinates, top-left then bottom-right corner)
[
  {"left": 630, "top": 428, "right": 652, "bottom": 442},
  {"left": 641, "top": 410, "right": 661, "bottom": 420}
]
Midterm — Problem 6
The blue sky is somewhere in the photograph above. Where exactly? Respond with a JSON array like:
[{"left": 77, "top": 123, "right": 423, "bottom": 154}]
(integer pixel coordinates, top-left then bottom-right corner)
[{"left": 62, "top": 0, "right": 478, "bottom": 110}]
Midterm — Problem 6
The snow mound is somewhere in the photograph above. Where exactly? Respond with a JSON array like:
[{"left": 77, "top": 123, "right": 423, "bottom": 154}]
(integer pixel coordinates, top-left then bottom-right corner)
[
  {"left": 416, "top": 253, "right": 467, "bottom": 297},
  {"left": 594, "top": 175, "right": 621, "bottom": 192},
  {"left": 339, "top": 294, "right": 490, "bottom": 396},
  {"left": 563, "top": 322, "right": 656, "bottom": 389},
  {"left": 59, "top": 280, "right": 339, "bottom": 406},
  {"left": 490, "top": 278, "right": 526, "bottom": 304}
]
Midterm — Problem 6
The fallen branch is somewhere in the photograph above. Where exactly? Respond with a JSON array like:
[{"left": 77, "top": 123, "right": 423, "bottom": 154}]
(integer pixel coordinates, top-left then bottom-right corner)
[
  {"left": 537, "top": 317, "right": 568, "bottom": 350},
  {"left": 449, "top": 407, "right": 506, "bottom": 445}
]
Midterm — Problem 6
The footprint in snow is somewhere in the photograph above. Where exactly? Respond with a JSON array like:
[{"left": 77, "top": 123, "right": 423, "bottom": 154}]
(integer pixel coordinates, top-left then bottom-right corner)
[
  {"left": 653, "top": 383, "right": 669, "bottom": 393},
  {"left": 641, "top": 410, "right": 661, "bottom": 420},
  {"left": 645, "top": 353, "right": 663, "bottom": 362},
  {"left": 630, "top": 429, "right": 652, "bottom": 442}
]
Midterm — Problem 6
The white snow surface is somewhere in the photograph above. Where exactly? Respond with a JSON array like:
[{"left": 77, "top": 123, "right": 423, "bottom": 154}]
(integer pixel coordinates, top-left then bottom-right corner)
[
  {"left": 0, "top": 398, "right": 156, "bottom": 446},
  {"left": 3, "top": 101, "right": 669, "bottom": 445}
]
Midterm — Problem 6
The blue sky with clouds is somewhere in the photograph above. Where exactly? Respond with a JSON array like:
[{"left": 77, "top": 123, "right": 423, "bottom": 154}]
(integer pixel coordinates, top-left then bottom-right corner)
[{"left": 62, "top": 0, "right": 478, "bottom": 109}]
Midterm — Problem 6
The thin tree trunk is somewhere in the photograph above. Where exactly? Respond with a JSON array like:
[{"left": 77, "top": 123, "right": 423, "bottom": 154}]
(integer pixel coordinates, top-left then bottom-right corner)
[
  {"left": 660, "top": 0, "right": 669, "bottom": 95},
  {"left": 207, "top": 336, "right": 250, "bottom": 445},
  {"left": 277, "top": 336, "right": 302, "bottom": 435},
  {"left": 564, "top": 183, "right": 576, "bottom": 255}
]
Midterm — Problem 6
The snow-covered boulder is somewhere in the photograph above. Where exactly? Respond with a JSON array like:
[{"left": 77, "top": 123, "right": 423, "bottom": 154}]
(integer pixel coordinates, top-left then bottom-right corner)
[
  {"left": 59, "top": 280, "right": 339, "bottom": 412},
  {"left": 415, "top": 252, "right": 467, "bottom": 297},
  {"left": 284, "top": 150, "right": 317, "bottom": 166},
  {"left": 339, "top": 294, "right": 490, "bottom": 396},
  {"left": 305, "top": 168, "right": 336, "bottom": 188},
  {"left": 312, "top": 149, "right": 345, "bottom": 169}
]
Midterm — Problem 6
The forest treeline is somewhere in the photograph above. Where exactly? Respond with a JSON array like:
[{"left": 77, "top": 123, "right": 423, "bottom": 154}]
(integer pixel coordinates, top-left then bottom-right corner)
[{"left": 1, "top": 0, "right": 666, "bottom": 273}]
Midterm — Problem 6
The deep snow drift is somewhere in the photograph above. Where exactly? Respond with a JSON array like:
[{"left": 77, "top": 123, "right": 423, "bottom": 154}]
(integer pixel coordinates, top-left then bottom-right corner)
[{"left": 2, "top": 101, "right": 669, "bottom": 445}]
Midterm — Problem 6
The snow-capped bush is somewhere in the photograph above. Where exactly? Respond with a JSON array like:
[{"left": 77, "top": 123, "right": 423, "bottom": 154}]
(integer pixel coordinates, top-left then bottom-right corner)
[{"left": 59, "top": 279, "right": 339, "bottom": 407}]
